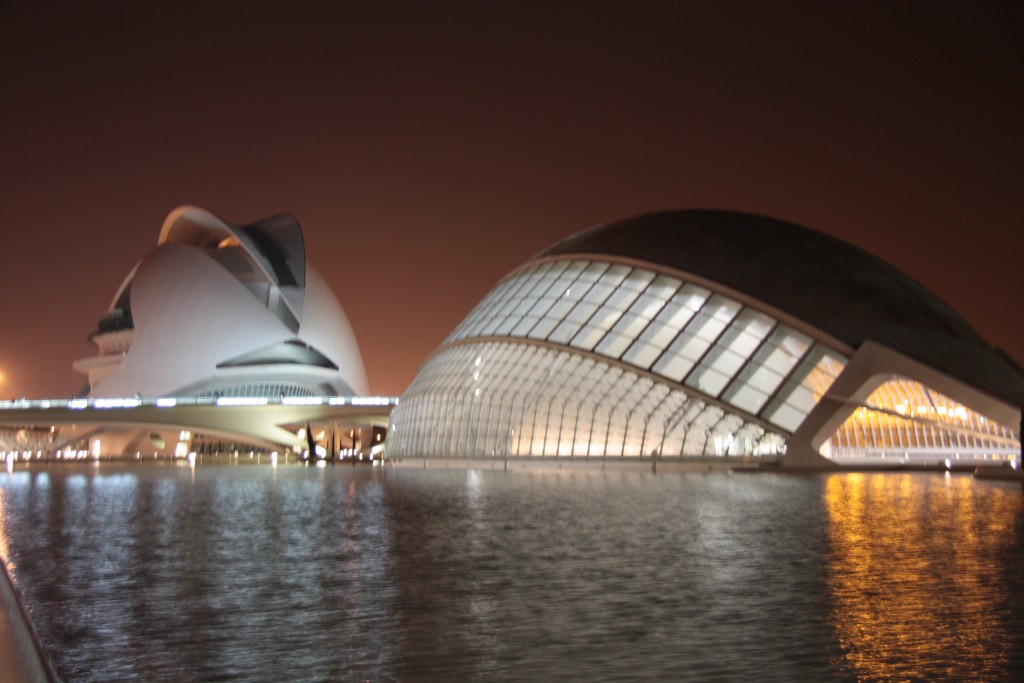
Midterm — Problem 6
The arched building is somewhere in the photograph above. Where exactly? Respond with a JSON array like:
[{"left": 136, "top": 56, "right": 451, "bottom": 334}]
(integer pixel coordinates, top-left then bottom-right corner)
[
  {"left": 50, "top": 206, "right": 375, "bottom": 458},
  {"left": 386, "top": 210, "right": 1023, "bottom": 468},
  {"left": 74, "top": 206, "right": 367, "bottom": 399}
]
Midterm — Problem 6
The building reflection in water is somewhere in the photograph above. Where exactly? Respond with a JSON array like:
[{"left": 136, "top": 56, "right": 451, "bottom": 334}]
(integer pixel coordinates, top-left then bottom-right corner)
[
  {"left": 3, "top": 465, "right": 1023, "bottom": 681},
  {"left": 0, "top": 465, "right": 402, "bottom": 682},
  {"left": 824, "top": 472, "right": 1023, "bottom": 682}
]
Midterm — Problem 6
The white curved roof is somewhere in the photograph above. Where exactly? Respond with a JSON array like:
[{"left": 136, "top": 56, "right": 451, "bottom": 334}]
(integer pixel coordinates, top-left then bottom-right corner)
[{"left": 78, "top": 206, "right": 367, "bottom": 397}]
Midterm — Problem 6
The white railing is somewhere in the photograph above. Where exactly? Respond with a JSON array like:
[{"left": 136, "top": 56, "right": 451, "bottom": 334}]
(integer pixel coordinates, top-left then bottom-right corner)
[{"left": 0, "top": 395, "right": 399, "bottom": 411}]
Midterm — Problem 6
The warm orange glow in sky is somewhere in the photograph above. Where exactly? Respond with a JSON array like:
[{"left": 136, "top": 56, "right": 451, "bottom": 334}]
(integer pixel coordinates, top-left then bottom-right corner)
[{"left": 1, "top": 2, "right": 1021, "bottom": 398}]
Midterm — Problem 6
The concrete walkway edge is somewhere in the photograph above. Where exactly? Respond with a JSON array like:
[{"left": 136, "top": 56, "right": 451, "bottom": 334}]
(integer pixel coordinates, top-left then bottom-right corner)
[{"left": 0, "top": 559, "right": 60, "bottom": 683}]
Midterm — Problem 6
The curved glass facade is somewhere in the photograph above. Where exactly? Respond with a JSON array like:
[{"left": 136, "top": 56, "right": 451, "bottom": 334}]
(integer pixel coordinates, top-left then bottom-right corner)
[
  {"left": 388, "top": 210, "right": 1023, "bottom": 466},
  {"left": 446, "top": 259, "right": 850, "bottom": 431},
  {"left": 388, "top": 258, "right": 849, "bottom": 459},
  {"left": 390, "top": 341, "right": 786, "bottom": 458}
]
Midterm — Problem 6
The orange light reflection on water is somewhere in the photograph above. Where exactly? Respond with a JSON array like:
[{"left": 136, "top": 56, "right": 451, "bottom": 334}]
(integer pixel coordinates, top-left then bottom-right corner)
[{"left": 824, "top": 473, "right": 1022, "bottom": 682}]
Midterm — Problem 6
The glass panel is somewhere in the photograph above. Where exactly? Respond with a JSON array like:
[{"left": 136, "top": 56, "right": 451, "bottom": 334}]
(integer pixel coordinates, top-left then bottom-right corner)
[
  {"left": 724, "top": 309, "right": 774, "bottom": 356},
  {"left": 602, "top": 281, "right": 644, "bottom": 312},
  {"left": 490, "top": 265, "right": 546, "bottom": 316},
  {"left": 457, "top": 274, "right": 528, "bottom": 339},
  {"left": 724, "top": 384, "right": 770, "bottom": 415},
  {"left": 576, "top": 261, "right": 611, "bottom": 283},
  {"left": 449, "top": 283, "right": 502, "bottom": 340},
  {"left": 684, "top": 309, "right": 773, "bottom": 397},
  {"left": 565, "top": 296, "right": 607, "bottom": 325},
  {"left": 687, "top": 365, "right": 733, "bottom": 396},
  {"left": 568, "top": 269, "right": 652, "bottom": 351},
  {"left": 621, "top": 339, "right": 662, "bottom": 370},
  {"left": 512, "top": 270, "right": 579, "bottom": 336},
  {"left": 528, "top": 315, "right": 561, "bottom": 340},
  {"left": 547, "top": 265, "right": 627, "bottom": 344},
  {"left": 685, "top": 348, "right": 743, "bottom": 394},
  {"left": 764, "top": 345, "right": 848, "bottom": 432},
  {"left": 621, "top": 284, "right": 709, "bottom": 368},
  {"left": 525, "top": 265, "right": 593, "bottom": 340},
  {"left": 722, "top": 325, "right": 811, "bottom": 414},
  {"left": 618, "top": 269, "right": 656, "bottom": 293},
  {"left": 488, "top": 262, "right": 569, "bottom": 336},
  {"left": 652, "top": 294, "right": 740, "bottom": 382},
  {"left": 570, "top": 315, "right": 620, "bottom": 351},
  {"left": 594, "top": 277, "right": 677, "bottom": 359},
  {"left": 595, "top": 311, "right": 649, "bottom": 357},
  {"left": 646, "top": 274, "right": 683, "bottom": 299}
]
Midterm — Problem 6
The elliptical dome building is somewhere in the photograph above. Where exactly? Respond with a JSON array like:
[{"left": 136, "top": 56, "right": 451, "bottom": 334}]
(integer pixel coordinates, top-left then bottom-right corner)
[
  {"left": 386, "top": 210, "right": 1022, "bottom": 467},
  {"left": 74, "top": 206, "right": 367, "bottom": 399}
]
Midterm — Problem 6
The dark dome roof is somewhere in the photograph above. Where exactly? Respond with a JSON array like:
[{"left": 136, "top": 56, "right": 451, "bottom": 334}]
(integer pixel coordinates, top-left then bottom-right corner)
[{"left": 538, "top": 210, "right": 1024, "bottom": 407}]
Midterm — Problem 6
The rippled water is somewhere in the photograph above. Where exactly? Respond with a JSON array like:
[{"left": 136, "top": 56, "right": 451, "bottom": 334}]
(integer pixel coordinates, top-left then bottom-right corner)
[{"left": 1, "top": 462, "right": 1022, "bottom": 682}]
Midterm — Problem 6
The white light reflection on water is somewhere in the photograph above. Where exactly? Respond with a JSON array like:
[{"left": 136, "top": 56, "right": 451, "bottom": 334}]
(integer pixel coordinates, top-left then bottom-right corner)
[{"left": 0, "top": 463, "right": 1021, "bottom": 682}]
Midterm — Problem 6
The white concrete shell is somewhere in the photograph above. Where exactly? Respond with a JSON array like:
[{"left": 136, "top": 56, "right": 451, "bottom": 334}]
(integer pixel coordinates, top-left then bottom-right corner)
[{"left": 74, "top": 206, "right": 367, "bottom": 399}]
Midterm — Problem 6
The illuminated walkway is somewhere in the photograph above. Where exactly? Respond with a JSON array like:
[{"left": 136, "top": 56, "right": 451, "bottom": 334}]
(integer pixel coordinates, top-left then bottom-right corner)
[{"left": 0, "top": 395, "right": 397, "bottom": 455}]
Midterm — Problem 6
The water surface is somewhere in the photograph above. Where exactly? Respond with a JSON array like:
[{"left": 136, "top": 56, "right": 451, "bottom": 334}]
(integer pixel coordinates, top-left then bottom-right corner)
[{"left": 1, "top": 463, "right": 1021, "bottom": 681}]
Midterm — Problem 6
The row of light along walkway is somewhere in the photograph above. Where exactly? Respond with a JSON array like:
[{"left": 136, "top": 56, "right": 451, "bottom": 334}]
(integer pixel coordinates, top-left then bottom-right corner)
[{"left": 0, "top": 395, "right": 397, "bottom": 410}]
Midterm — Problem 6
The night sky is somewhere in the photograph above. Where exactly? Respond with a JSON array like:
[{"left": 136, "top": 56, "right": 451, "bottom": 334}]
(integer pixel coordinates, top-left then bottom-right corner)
[{"left": 1, "top": 1, "right": 1021, "bottom": 399}]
